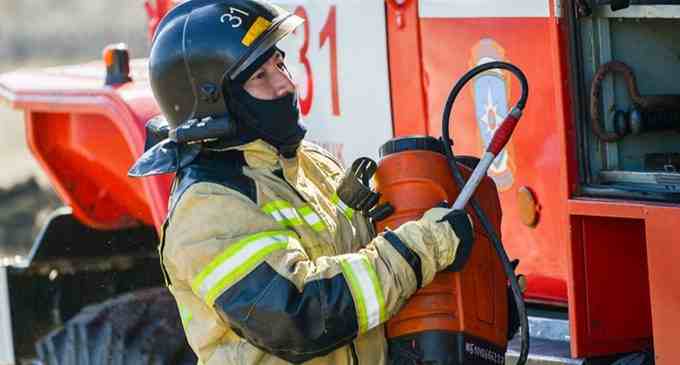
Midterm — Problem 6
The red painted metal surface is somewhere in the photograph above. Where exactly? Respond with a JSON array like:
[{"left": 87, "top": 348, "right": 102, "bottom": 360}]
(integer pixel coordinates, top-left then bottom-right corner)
[
  {"left": 568, "top": 213, "right": 652, "bottom": 355},
  {"left": 384, "top": 0, "right": 680, "bottom": 360},
  {"left": 644, "top": 206, "right": 680, "bottom": 365},
  {"left": 388, "top": 2, "right": 567, "bottom": 305},
  {"left": 145, "top": 0, "right": 174, "bottom": 40},
  {"left": 556, "top": 2, "right": 678, "bottom": 359},
  {"left": 385, "top": 0, "right": 429, "bottom": 136},
  {"left": 0, "top": 60, "right": 171, "bottom": 232},
  {"left": 567, "top": 199, "right": 680, "bottom": 360}
]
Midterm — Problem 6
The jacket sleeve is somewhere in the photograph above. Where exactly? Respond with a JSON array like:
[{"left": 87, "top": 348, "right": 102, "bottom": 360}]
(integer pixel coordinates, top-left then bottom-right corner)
[{"left": 163, "top": 182, "right": 460, "bottom": 363}]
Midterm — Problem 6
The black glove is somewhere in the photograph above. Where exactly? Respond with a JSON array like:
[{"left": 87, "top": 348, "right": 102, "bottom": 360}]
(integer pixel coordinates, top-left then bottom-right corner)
[{"left": 439, "top": 209, "right": 474, "bottom": 272}]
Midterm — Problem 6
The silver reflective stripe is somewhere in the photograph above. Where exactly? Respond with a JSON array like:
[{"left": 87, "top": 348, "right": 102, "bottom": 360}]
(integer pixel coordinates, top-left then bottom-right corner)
[
  {"left": 262, "top": 200, "right": 304, "bottom": 227},
  {"left": 191, "top": 230, "right": 294, "bottom": 306},
  {"left": 332, "top": 193, "right": 354, "bottom": 220},
  {"left": 298, "top": 205, "right": 326, "bottom": 232},
  {"left": 339, "top": 254, "right": 386, "bottom": 334},
  {"left": 264, "top": 200, "right": 327, "bottom": 232},
  {"left": 178, "top": 302, "right": 193, "bottom": 327}
]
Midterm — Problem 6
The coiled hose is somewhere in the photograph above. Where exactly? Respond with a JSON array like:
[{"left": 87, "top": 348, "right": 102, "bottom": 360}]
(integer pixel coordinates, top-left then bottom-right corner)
[{"left": 441, "top": 61, "right": 530, "bottom": 365}]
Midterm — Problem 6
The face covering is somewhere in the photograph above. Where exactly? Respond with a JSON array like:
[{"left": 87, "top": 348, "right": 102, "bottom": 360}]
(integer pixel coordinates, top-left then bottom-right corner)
[{"left": 228, "top": 85, "right": 307, "bottom": 158}]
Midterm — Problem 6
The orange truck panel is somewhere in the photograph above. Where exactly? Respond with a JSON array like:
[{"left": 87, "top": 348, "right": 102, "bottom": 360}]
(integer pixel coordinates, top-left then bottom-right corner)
[
  {"left": 386, "top": 0, "right": 680, "bottom": 361},
  {"left": 0, "top": 61, "right": 171, "bottom": 232},
  {"left": 387, "top": 0, "right": 569, "bottom": 306}
]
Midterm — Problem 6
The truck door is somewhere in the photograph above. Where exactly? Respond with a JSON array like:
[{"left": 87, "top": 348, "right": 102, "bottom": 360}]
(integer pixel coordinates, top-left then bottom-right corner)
[
  {"left": 569, "top": 0, "right": 680, "bottom": 362},
  {"left": 385, "top": 0, "right": 663, "bottom": 361},
  {"left": 386, "top": 0, "right": 571, "bottom": 318}
]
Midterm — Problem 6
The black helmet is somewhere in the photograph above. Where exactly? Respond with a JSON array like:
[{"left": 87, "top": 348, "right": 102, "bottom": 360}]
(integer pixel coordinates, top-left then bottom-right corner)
[{"left": 149, "top": 0, "right": 303, "bottom": 129}]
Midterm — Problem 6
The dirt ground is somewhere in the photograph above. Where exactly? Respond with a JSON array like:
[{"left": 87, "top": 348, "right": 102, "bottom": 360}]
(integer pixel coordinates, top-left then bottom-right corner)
[{"left": 0, "top": 105, "right": 61, "bottom": 263}]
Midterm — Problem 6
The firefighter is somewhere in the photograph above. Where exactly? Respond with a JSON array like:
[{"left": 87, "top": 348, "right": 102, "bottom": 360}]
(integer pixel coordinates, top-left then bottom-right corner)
[{"left": 132, "top": 0, "right": 474, "bottom": 363}]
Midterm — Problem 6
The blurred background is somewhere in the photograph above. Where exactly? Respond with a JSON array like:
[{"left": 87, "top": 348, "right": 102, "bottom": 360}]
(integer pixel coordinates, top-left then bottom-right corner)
[
  {"left": 0, "top": 4, "right": 150, "bottom": 358},
  {"left": 0, "top": 1, "right": 149, "bottom": 73},
  {"left": 0, "top": 0, "right": 149, "bottom": 187}
]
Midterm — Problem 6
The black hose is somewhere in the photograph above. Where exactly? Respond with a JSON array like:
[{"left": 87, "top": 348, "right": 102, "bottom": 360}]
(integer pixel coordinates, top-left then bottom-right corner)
[{"left": 441, "top": 61, "right": 529, "bottom": 365}]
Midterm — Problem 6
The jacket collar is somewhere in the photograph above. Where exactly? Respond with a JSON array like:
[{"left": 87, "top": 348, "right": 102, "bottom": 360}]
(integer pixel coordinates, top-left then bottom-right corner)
[
  {"left": 128, "top": 136, "right": 302, "bottom": 178},
  {"left": 231, "top": 139, "right": 302, "bottom": 183},
  {"left": 234, "top": 139, "right": 282, "bottom": 169},
  {"left": 227, "top": 139, "right": 300, "bottom": 170}
]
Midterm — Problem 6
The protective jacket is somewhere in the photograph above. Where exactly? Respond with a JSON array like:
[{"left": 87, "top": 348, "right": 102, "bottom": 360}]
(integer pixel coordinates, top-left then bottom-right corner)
[{"left": 161, "top": 139, "right": 463, "bottom": 365}]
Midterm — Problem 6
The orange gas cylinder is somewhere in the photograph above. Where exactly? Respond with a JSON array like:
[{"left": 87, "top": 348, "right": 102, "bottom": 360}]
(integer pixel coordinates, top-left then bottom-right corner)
[{"left": 374, "top": 136, "right": 508, "bottom": 365}]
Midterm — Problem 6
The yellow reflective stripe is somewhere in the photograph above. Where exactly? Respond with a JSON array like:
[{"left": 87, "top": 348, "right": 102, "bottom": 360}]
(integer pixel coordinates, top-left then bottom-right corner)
[
  {"left": 178, "top": 303, "right": 193, "bottom": 327},
  {"left": 298, "top": 205, "right": 326, "bottom": 232},
  {"left": 332, "top": 193, "right": 354, "bottom": 220},
  {"left": 191, "top": 230, "right": 294, "bottom": 306},
  {"left": 263, "top": 200, "right": 304, "bottom": 227},
  {"left": 340, "top": 255, "right": 386, "bottom": 334},
  {"left": 241, "top": 16, "right": 272, "bottom": 46}
]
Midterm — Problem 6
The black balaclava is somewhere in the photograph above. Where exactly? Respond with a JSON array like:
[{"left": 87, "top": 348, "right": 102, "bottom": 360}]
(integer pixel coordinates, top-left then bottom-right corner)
[{"left": 225, "top": 47, "right": 307, "bottom": 158}]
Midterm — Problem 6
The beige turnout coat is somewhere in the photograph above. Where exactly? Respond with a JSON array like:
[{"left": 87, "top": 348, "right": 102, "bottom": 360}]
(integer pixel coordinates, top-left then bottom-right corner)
[{"left": 160, "top": 140, "right": 461, "bottom": 365}]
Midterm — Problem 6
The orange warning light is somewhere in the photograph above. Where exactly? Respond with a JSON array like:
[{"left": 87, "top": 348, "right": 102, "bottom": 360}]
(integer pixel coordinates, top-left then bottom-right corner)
[{"left": 102, "top": 43, "right": 132, "bottom": 86}]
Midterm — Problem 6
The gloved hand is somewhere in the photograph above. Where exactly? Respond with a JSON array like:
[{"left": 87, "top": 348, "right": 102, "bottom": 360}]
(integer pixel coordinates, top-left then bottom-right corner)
[{"left": 418, "top": 206, "right": 474, "bottom": 272}]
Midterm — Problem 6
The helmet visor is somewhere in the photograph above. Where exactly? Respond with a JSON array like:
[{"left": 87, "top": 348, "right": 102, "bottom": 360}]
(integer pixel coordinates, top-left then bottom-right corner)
[{"left": 227, "top": 12, "right": 304, "bottom": 81}]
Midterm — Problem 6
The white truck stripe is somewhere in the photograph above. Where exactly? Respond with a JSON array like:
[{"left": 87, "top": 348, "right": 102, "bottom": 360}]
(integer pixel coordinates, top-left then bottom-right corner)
[
  {"left": 0, "top": 268, "right": 15, "bottom": 365},
  {"left": 419, "top": 0, "right": 550, "bottom": 18}
]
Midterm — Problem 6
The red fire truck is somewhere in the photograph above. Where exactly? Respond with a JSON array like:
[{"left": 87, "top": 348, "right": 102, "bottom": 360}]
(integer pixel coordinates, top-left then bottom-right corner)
[{"left": 0, "top": 0, "right": 678, "bottom": 364}]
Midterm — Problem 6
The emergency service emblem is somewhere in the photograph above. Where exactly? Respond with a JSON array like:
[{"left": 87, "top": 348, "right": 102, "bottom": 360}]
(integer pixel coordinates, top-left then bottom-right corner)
[{"left": 471, "top": 38, "right": 515, "bottom": 191}]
